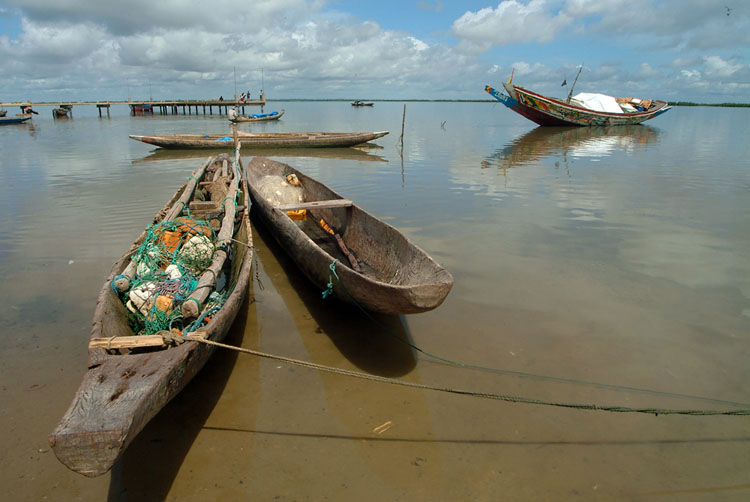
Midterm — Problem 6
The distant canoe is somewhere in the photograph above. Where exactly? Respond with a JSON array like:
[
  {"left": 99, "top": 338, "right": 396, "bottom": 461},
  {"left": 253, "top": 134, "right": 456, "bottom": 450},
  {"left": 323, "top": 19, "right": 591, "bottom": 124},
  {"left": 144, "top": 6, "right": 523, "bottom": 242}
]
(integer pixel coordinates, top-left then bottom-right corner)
[
  {"left": 129, "top": 131, "right": 389, "bottom": 149},
  {"left": 229, "top": 110, "right": 284, "bottom": 123},
  {"left": 486, "top": 74, "right": 671, "bottom": 126},
  {"left": 351, "top": 101, "right": 374, "bottom": 107},
  {"left": 246, "top": 157, "right": 453, "bottom": 314},
  {"left": 0, "top": 113, "right": 32, "bottom": 125}
]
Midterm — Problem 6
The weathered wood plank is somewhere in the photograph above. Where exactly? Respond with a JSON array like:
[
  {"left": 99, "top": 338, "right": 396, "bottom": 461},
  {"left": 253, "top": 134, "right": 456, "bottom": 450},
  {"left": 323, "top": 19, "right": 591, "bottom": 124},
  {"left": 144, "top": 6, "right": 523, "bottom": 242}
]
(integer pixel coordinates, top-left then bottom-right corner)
[
  {"left": 89, "top": 335, "right": 166, "bottom": 349},
  {"left": 276, "top": 199, "right": 353, "bottom": 211}
]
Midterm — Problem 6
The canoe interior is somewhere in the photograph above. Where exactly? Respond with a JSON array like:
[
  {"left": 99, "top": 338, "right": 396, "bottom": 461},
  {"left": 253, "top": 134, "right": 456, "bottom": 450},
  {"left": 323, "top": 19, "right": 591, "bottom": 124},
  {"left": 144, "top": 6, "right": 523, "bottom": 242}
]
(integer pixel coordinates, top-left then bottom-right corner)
[{"left": 246, "top": 157, "right": 452, "bottom": 314}]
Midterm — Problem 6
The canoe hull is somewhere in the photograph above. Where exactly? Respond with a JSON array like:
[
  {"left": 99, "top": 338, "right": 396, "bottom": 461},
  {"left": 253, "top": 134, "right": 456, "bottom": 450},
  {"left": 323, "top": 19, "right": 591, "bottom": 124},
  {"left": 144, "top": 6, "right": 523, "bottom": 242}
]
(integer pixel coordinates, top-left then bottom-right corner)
[
  {"left": 48, "top": 156, "right": 253, "bottom": 477},
  {"left": 0, "top": 114, "right": 32, "bottom": 125},
  {"left": 486, "top": 84, "right": 671, "bottom": 126},
  {"left": 246, "top": 157, "right": 452, "bottom": 314},
  {"left": 129, "top": 131, "right": 389, "bottom": 149}
]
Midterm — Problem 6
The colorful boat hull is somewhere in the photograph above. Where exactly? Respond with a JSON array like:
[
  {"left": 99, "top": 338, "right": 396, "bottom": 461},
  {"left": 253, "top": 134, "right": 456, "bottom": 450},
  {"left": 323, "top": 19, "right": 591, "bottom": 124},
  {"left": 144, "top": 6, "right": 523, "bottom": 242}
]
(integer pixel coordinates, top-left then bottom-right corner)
[{"left": 486, "top": 81, "right": 671, "bottom": 127}]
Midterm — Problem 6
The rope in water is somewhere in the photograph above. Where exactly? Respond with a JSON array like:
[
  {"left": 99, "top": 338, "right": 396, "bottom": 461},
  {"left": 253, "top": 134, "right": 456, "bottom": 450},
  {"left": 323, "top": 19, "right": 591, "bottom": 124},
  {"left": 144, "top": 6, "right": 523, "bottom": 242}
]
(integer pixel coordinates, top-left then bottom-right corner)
[
  {"left": 321, "top": 260, "right": 750, "bottom": 409},
  {"left": 161, "top": 332, "right": 749, "bottom": 416}
]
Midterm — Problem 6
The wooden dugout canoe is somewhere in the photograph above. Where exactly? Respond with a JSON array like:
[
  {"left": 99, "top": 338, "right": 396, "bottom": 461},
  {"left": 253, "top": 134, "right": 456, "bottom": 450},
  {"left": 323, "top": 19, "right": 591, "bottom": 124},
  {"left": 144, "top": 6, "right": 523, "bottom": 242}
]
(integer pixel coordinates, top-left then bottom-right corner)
[
  {"left": 129, "top": 130, "right": 389, "bottom": 149},
  {"left": 246, "top": 157, "right": 453, "bottom": 314},
  {"left": 48, "top": 151, "right": 253, "bottom": 477},
  {"left": 486, "top": 75, "right": 671, "bottom": 126},
  {"left": 229, "top": 109, "right": 284, "bottom": 123}
]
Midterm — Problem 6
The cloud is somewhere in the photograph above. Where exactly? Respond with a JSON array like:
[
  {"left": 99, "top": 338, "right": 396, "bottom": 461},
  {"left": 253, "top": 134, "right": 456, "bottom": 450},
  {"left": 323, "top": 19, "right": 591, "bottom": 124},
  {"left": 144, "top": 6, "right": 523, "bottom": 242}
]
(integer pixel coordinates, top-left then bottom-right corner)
[
  {"left": 0, "top": 0, "right": 748, "bottom": 102},
  {"left": 5, "top": 0, "right": 309, "bottom": 36},
  {"left": 452, "top": 1, "right": 571, "bottom": 48},
  {"left": 703, "top": 55, "right": 742, "bottom": 78},
  {"left": 451, "top": 0, "right": 750, "bottom": 52}
]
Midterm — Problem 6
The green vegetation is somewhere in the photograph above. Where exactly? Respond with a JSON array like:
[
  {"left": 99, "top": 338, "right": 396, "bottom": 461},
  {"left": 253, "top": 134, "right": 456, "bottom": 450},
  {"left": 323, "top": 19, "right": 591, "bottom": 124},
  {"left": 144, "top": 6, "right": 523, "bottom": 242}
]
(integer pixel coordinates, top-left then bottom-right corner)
[{"left": 668, "top": 101, "right": 750, "bottom": 107}]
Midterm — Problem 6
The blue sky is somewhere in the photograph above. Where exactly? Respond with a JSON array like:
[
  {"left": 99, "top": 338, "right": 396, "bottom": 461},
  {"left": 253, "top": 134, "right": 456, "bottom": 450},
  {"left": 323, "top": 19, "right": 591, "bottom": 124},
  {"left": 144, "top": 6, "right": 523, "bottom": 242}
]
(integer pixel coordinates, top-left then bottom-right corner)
[{"left": 1, "top": 1, "right": 748, "bottom": 103}]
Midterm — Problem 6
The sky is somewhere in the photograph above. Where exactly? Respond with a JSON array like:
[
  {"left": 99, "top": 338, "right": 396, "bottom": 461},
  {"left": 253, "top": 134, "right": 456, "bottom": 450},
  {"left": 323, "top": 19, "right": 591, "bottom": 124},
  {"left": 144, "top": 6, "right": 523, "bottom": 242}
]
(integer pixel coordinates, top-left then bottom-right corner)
[{"left": 0, "top": 0, "right": 748, "bottom": 103}]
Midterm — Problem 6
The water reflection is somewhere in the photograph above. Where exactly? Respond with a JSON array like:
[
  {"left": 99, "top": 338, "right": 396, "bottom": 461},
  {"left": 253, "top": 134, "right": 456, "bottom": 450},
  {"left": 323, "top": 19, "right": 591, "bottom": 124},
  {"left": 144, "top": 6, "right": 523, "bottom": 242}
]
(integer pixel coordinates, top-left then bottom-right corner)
[
  {"left": 483, "top": 125, "right": 661, "bottom": 171},
  {"left": 251, "top": 211, "right": 416, "bottom": 376},
  {"left": 133, "top": 146, "right": 388, "bottom": 164}
]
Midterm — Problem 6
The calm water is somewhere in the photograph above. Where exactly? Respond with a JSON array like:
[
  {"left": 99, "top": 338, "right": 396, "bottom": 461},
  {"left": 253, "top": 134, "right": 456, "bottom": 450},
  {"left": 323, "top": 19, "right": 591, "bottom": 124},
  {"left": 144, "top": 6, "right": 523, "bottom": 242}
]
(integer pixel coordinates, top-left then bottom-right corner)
[{"left": 1, "top": 102, "right": 749, "bottom": 501}]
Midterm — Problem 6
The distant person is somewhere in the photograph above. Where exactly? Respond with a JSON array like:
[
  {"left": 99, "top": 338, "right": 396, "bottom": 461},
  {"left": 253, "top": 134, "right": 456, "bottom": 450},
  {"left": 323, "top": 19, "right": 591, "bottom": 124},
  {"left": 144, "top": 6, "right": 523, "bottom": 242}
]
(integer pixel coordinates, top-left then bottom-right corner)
[{"left": 219, "top": 96, "right": 224, "bottom": 101}]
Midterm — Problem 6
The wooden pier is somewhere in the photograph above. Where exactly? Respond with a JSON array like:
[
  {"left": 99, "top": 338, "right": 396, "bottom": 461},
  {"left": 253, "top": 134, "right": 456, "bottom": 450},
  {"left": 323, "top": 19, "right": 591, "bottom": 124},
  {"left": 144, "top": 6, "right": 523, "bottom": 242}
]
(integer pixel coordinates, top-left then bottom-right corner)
[{"left": 0, "top": 94, "right": 267, "bottom": 117}]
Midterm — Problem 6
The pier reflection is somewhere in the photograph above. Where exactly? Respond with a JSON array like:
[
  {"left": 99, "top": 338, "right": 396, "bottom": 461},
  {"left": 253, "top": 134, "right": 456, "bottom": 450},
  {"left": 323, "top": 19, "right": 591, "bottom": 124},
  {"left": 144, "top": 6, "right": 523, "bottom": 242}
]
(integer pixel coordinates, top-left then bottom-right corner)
[{"left": 483, "top": 125, "right": 662, "bottom": 171}]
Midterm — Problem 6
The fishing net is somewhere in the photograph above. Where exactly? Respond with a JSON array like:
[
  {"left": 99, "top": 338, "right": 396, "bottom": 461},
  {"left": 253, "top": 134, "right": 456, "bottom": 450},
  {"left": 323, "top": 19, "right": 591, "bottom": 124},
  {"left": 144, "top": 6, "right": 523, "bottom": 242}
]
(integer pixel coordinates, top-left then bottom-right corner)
[{"left": 117, "top": 217, "right": 230, "bottom": 336}]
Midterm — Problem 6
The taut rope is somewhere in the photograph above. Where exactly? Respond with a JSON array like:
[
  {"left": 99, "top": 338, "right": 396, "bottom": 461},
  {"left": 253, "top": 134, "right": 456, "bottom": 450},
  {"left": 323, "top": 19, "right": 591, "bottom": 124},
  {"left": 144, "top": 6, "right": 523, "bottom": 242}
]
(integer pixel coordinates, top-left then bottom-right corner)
[{"left": 161, "top": 332, "right": 750, "bottom": 417}]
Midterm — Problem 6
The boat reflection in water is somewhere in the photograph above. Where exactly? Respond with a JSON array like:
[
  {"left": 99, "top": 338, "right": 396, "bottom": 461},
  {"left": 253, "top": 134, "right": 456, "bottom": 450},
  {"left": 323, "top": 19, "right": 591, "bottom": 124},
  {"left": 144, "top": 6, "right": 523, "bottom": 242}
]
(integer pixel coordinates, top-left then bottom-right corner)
[
  {"left": 483, "top": 125, "right": 662, "bottom": 171},
  {"left": 133, "top": 145, "right": 387, "bottom": 164}
]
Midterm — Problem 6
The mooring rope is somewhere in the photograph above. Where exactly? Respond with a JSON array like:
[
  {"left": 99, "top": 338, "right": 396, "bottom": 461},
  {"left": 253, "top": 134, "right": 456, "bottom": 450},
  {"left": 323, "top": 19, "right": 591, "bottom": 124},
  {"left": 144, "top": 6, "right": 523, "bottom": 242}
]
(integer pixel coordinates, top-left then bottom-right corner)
[
  {"left": 161, "top": 332, "right": 749, "bottom": 416},
  {"left": 320, "top": 260, "right": 750, "bottom": 409}
]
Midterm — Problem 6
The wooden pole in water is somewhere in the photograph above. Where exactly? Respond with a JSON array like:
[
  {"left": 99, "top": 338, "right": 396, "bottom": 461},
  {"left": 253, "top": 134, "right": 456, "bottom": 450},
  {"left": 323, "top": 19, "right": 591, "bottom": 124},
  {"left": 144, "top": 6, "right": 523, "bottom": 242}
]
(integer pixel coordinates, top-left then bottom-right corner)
[{"left": 399, "top": 104, "right": 406, "bottom": 148}]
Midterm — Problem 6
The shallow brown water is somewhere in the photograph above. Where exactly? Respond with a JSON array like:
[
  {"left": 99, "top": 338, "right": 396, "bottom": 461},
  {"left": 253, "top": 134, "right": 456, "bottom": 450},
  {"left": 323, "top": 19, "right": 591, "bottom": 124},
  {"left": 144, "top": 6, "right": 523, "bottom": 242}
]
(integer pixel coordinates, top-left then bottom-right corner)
[{"left": 1, "top": 102, "right": 749, "bottom": 501}]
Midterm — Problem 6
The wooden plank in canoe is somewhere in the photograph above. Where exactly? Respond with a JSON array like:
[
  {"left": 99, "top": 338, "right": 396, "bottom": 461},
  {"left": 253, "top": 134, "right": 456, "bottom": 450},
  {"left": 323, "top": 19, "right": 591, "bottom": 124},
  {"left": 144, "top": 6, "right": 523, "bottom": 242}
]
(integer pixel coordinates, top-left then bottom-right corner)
[{"left": 276, "top": 199, "right": 353, "bottom": 211}]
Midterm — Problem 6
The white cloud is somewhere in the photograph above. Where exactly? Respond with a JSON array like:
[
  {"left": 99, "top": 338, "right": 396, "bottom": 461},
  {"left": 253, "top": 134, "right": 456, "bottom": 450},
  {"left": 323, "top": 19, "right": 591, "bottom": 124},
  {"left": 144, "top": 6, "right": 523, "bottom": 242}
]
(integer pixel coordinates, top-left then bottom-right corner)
[
  {"left": 703, "top": 55, "right": 742, "bottom": 78},
  {"left": 452, "top": 1, "right": 571, "bottom": 48},
  {"left": 0, "top": 0, "right": 748, "bottom": 102}
]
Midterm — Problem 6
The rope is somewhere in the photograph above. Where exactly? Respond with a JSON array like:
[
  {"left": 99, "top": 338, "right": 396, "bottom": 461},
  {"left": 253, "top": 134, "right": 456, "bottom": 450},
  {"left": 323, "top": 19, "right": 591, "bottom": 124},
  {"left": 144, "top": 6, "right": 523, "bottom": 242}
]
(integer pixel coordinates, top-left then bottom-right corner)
[
  {"left": 323, "top": 260, "right": 750, "bottom": 409},
  {"left": 161, "top": 332, "right": 750, "bottom": 417},
  {"left": 321, "top": 259, "right": 339, "bottom": 299}
]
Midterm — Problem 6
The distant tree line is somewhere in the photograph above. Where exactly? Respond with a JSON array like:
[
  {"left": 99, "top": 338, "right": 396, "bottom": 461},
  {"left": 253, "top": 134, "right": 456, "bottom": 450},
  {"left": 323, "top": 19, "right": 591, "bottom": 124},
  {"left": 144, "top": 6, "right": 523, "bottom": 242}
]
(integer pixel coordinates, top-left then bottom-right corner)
[{"left": 668, "top": 101, "right": 750, "bottom": 107}]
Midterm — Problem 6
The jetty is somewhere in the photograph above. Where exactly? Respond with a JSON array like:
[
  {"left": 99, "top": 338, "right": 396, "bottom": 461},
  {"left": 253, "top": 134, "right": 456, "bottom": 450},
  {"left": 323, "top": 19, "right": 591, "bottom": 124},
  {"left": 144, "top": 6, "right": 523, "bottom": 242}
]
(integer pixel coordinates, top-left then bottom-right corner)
[{"left": 0, "top": 94, "right": 266, "bottom": 117}]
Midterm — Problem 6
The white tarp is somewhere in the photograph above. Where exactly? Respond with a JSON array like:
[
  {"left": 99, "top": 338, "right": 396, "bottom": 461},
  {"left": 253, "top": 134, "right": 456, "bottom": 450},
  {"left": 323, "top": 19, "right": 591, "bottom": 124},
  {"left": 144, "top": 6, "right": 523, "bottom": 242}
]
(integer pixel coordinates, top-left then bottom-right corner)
[{"left": 572, "top": 92, "right": 623, "bottom": 113}]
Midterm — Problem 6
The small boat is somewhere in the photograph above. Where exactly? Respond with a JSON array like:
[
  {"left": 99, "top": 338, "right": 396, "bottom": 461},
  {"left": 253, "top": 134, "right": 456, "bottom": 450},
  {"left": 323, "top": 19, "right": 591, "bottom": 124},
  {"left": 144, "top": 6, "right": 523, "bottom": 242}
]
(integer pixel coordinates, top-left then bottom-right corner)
[
  {"left": 245, "top": 157, "right": 453, "bottom": 314},
  {"left": 0, "top": 109, "right": 6, "bottom": 117},
  {"left": 352, "top": 100, "right": 374, "bottom": 107},
  {"left": 48, "top": 149, "right": 254, "bottom": 477},
  {"left": 129, "top": 131, "right": 389, "bottom": 149},
  {"left": 229, "top": 109, "right": 284, "bottom": 123},
  {"left": 486, "top": 73, "right": 671, "bottom": 126},
  {"left": 130, "top": 103, "right": 153, "bottom": 114},
  {"left": 0, "top": 113, "right": 32, "bottom": 125},
  {"left": 53, "top": 108, "right": 71, "bottom": 118}
]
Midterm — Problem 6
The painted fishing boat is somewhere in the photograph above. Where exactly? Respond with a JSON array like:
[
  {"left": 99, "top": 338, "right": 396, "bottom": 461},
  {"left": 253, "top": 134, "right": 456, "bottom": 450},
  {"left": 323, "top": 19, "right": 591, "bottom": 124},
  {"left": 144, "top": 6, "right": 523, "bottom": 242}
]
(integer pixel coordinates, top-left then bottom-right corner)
[
  {"left": 0, "top": 113, "right": 32, "bottom": 125},
  {"left": 351, "top": 100, "right": 374, "bottom": 107},
  {"left": 129, "top": 131, "right": 389, "bottom": 149},
  {"left": 486, "top": 73, "right": 671, "bottom": 126},
  {"left": 229, "top": 109, "right": 284, "bottom": 123},
  {"left": 245, "top": 157, "right": 453, "bottom": 314},
  {"left": 48, "top": 149, "right": 253, "bottom": 477}
]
